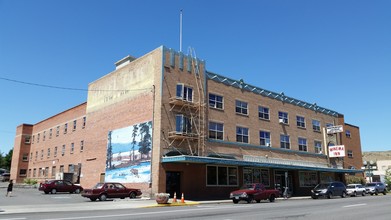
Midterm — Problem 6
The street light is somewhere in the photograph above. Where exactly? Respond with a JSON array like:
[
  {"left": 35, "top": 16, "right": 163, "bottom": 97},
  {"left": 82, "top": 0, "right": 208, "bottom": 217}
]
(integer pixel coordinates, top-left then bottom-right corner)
[{"left": 363, "top": 160, "right": 375, "bottom": 183}]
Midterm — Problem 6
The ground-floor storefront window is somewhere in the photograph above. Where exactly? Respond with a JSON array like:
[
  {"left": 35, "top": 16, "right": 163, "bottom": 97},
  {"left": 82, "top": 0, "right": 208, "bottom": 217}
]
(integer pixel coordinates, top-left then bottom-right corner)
[
  {"left": 206, "top": 165, "right": 238, "bottom": 186},
  {"left": 243, "top": 167, "right": 270, "bottom": 186},
  {"left": 299, "top": 171, "right": 317, "bottom": 187}
]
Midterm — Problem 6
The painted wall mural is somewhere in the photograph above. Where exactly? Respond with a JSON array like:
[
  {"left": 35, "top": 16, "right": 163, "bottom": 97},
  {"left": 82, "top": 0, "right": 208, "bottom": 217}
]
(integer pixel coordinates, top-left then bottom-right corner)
[{"left": 105, "top": 121, "right": 152, "bottom": 183}]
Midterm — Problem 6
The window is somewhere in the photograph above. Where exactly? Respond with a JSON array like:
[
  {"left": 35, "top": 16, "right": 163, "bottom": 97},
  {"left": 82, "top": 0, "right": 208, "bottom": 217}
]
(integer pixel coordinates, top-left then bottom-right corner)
[
  {"left": 62, "top": 145, "right": 66, "bottom": 156},
  {"left": 347, "top": 150, "right": 353, "bottom": 158},
  {"left": 298, "top": 137, "right": 307, "bottom": 151},
  {"left": 35, "top": 151, "right": 38, "bottom": 161},
  {"left": 176, "top": 84, "right": 193, "bottom": 102},
  {"left": 40, "top": 150, "right": 44, "bottom": 160},
  {"left": 68, "top": 164, "right": 74, "bottom": 173},
  {"left": 209, "top": 93, "right": 223, "bottom": 109},
  {"left": 24, "top": 135, "right": 31, "bottom": 144},
  {"left": 45, "top": 167, "right": 49, "bottom": 177},
  {"left": 52, "top": 166, "right": 56, "bottom": 177},
  {"left": 280, "top": 134, "right": 290, "bottom": 149},
  {"left": 71, "top": 143, "right": 74, "bottom": 154},
  {"left": 80, "top": 140, "right": 84, "bottom": 152},
  {"left": 260, "top": 131, "right": 271, "bottom": 147},
  {"left": 49, "top": 128, "right": 52, "bottom": 139},
  {"left": 236, "top": 126, "right": 249, "bottom": 143},
  {"left": 209, "top": 122, "right": 223, "bottom": 140},
  {"left": 59, "top": 165, "right": 64, "bottom": 173},
  {"left": 299, "top": 171, "right": 317, "bottom": 187},
  {"left": 296, "top": 116, "right": 306, "bottom": 128},
  {"left": 314, "top": 141, "right": 322, "bottom": 154},
  {"left": 19, "top": 169, "right": 27, "bottom": 176},
  {"left": 56, "top": 126, "right": 60, "bottom": 136},
  {"left": 278, "top": 111, "right": 289, "bottom": 124},
  {"left": 312, "top": 120, "right": 321, "bottom": 132},
  {"left": 235, "top": 100, "right": 248, "bottom": 115},
  {"left": 37, "top": 133, "right": 40, "bottom": 143},
  {"left": 33, "top": 168, "right": 36, "bottom": 177},
  {"left": 326, "top": 123, "right": 333, "bottom": 128},
  {"left": 64, "top": 123, "right": 68, "bottom": 134},
  {"left": 32, "top": 135, "right": 35, "bottom": 144},
  {"left": 30, "top": 152, "right": 33, "bottom": 160},
  {"left": 175, "top": 115, "right": 192, "bottom": 134},
  {"left": 22, "top": 153, "right": 28, "bottom": 161},
  {"left": 73, "top": 120, "right": 77, "bottom": 131},
  {"left": 207, "top": 165, "right": 238, "bottom": 186},
  {"left": 346, "top": 130, "right": 351, "bottom": 138},
  {"left": 243, "top": 168, "right": 270, "bottom": 186},
  {"left": 43, "top": 131, "right": 46, "bottom": 141},
  {"left": 258, "top": 106, "right": 270, "bottom": 120},
  {"left": 47, "top": 148, "right": 51, "bottom": 158},
  {"left": 82, "top": 117, "right": 86, "bottom": 128},
  {"left": 54, "top": 146, "right": 58, "bottom": 157}
]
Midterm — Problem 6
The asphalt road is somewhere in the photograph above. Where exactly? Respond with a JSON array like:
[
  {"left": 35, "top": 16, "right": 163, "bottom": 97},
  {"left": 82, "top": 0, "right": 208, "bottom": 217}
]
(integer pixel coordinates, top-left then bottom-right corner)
[{"left": 1, "top": 186, "right": 390, "bottom": 220}]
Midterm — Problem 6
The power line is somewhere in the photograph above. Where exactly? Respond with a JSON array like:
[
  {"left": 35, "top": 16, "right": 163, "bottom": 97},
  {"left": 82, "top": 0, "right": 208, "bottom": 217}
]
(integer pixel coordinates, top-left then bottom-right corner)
[{"left": 0, "top": 76, "right": 150, "bottom": 92}]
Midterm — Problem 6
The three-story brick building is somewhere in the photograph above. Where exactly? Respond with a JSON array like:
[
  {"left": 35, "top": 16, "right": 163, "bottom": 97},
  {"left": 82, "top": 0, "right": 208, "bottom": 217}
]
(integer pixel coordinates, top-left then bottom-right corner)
[{"left": 11, "top": 46, "right": 362, "bottom": 199}]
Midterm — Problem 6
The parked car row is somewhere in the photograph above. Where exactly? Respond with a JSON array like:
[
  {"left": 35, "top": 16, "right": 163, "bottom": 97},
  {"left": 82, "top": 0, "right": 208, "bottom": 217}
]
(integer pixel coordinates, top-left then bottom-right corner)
[
  {"left": 38, "top": 180, "right": 142, "bottom": 201},
  {"left": 311, "top": 181, "right": 387, "bottom": 199}
]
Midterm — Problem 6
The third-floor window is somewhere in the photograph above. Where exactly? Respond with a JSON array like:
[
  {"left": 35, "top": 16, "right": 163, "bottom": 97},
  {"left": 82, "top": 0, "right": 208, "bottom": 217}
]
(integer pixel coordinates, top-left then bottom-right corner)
[
  {"left": 209, "top": 93, "right": 223, "bottom": 109},
  {"left": 176, "top": 84, "right": 193, "bottom": 102}
]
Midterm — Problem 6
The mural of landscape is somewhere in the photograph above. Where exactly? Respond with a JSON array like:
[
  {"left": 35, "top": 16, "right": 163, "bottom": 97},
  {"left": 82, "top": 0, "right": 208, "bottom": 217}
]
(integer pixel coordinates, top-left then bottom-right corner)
[{"left": 105, "top": 121, "right": 152, "bottom": 183}]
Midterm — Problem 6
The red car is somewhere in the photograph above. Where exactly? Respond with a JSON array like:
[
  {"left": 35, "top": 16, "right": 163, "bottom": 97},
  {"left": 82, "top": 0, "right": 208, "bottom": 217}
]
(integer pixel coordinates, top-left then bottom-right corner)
[
  {"left": 229, "top": 183, "right": 279, "bottom": 203},
  {"left": 39, "top": 180, "right": 83, "bottom": 194},
  {"left": 81, "top": 182, "right": 142, "bottom": 201}
]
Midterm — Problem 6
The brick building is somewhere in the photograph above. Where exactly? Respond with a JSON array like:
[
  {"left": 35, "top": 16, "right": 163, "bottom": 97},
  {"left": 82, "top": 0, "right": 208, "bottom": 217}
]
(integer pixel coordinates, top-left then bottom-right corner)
[{"left": 11, "top": 46, "right": 363, "bottom": 199}]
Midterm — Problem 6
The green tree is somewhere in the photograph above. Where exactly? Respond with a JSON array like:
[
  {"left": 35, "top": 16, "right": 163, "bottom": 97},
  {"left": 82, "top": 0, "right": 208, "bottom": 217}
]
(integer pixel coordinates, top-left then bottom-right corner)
[
  {"left": 385, "top": 168, "right": 391, "bottom": 191},
  {"left": 138, "top": 122, "right": 152, "bottom": 159},
  {"left": 3, "top": 149, "right": 13, "bottom": 170}
]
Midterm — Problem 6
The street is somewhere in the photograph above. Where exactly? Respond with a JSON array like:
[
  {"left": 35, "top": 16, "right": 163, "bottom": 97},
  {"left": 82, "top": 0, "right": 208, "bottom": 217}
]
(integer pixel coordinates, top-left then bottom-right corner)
[{"left": 1, "top": 187, "right": 390, "bottom": 220}]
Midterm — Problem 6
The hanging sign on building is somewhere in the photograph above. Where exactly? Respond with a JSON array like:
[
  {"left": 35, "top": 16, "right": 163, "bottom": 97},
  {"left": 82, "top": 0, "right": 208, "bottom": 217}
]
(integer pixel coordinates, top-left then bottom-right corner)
[
  {"left": 326, "top": 125, "right": 344, "bottom": 134},
  {"left": 328, "top": 145, "right": 345, "bottom": 157}
]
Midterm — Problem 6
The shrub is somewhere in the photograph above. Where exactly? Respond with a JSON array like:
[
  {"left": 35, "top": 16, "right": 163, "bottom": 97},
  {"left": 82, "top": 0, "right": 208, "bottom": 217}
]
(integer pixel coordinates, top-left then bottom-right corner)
[{"left": 23, "top": 178, "right": 38, "bottom": 185}]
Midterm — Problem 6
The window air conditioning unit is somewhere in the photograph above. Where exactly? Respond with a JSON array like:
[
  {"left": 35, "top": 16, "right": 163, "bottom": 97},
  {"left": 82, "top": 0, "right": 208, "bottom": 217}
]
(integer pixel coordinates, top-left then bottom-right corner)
[{"left": 279, "top": 119, "right": 284, "bottom": 123}]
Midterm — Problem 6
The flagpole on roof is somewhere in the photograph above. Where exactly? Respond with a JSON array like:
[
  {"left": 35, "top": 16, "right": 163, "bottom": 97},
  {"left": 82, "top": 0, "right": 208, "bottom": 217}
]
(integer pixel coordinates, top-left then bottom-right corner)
[{"left": 179, "top": 9, "right": 183, "bottom": 53}]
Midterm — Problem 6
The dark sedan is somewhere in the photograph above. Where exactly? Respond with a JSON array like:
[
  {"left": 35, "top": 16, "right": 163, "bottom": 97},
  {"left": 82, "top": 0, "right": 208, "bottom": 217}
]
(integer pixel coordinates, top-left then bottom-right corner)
[
  {"left": 39, "top": 180, "right": 83, "bottom": 194},
  {"left": 81, "top": 182, "right": 142, "bottom": 201}
]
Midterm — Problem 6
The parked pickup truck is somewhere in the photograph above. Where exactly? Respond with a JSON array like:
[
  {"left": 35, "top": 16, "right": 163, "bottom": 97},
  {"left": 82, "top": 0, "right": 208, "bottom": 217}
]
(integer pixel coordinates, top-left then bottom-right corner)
[{"left": 229, "top": 183, "right": 279, "bottom": 203}]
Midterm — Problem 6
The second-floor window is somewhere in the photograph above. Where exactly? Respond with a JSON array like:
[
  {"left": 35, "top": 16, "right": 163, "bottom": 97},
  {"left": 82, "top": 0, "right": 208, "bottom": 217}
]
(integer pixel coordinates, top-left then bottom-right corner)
[
  {"left": 235, "top": 100, "right": 248, "bottom": 115},
  {"left": 280, "top": 134, "right": 290, "bottom": 149},
  {"left": 209, "top": 93, "right": 223, "bottom": 109},
  {"left": 56, "top": 126, "right": 60, "bottom": 136},
  {"left": 209, "top": 122, "right": 224, "bottom": 140},
  {"left": 298, "top": 137, "right": 307, "bottom": 151},
  {"left": 73, "top": 120, "right": 77, "bottom": 131},
  {"left": 348, "top": 150, "right": 353, "bottom": 158},
  {"left": 54, "top": 146, "right": 58, "bottom": 157},
  {"left": 80, "top": 140, "right": 84, "bottom": 152},
  {"left": 175, "top": 114, "right": 192, "bottom": 134},
  {"left": 236, "top": 126, "right": 249, "bottom": 143},
  {"left": 260, "top": 131, "right": 271, "bottom": 146},
  {"left": 47, "top": 148, "right": 51, "bottom": 157},
  {"left": 314, "top": 141, "right": 322, "bottom": 154},
  {"left": 71, "top": 143, "right": 74, "bottom": 154},
  {"left": 176, "top": 84, "right": 193, "bottom": 102},
  {"left": 64, "top": 123, "right": 68, "bottom": 134},
  {"left": 62, "top": 145, "right": 66, "bottom": 156}
]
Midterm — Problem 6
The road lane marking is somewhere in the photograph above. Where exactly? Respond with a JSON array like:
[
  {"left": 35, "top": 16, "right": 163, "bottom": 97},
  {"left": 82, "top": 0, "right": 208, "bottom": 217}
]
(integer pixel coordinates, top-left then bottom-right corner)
[
  {"left": 42, "top": 205, "right": 250, "bottom": 220},
  {"left": 343, "top": 203, "right": 366, "bottom": 208}
]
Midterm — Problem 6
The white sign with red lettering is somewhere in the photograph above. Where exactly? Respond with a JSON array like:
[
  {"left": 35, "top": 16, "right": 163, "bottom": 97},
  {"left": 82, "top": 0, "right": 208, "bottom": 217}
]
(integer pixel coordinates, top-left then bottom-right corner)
[{"left": 328, "top": 145, "right": 345, "bottom": 157}]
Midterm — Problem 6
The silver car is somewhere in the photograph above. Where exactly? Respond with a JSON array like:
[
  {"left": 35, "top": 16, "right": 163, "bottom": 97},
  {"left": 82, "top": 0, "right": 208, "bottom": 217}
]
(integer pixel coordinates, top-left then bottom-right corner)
[
  {"left": 365, "top": 182, "right": 387, "bottom": 195},
  {"left": 346, "top": 184, "right": 366, "bottom": 197}
]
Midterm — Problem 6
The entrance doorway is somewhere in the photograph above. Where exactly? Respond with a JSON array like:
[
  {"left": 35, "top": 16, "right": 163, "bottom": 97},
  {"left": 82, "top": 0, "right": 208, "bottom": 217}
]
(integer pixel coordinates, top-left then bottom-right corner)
[
  {"left": 166, "top": 172, "right": 181, "bottom": 198},
  {"left": 274, "top": 170, "right": 293, "bottom": 197}
]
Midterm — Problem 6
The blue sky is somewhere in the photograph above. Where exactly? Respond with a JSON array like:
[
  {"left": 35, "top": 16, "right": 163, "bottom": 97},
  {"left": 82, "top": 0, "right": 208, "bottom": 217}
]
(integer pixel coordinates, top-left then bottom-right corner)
[{"left": 1, "top": 0, "right": 390, "bottom": 154}]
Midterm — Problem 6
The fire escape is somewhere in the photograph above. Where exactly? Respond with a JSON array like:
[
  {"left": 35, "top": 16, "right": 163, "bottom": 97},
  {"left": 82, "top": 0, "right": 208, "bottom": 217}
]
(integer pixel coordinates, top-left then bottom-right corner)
[{"left": 167, "top": 49, "right": 206, "bottom": 157}]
